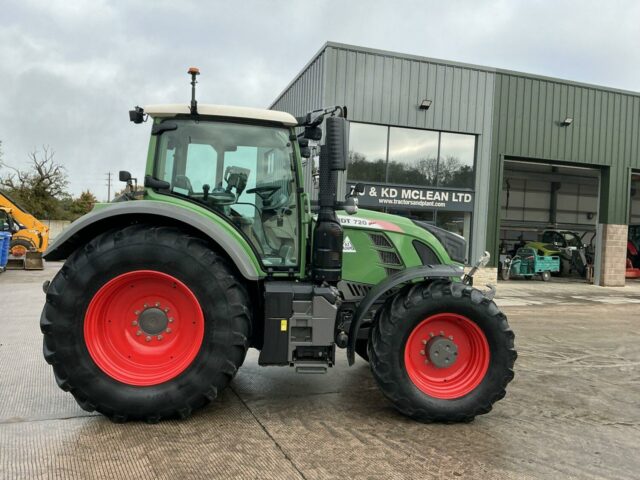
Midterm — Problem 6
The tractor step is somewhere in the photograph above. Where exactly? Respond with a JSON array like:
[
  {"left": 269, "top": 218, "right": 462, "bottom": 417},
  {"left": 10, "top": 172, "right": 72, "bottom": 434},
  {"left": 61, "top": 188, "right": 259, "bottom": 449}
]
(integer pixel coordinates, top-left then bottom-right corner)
[{"left": 294, "top": 362, "right": 328, "bottom": 374}]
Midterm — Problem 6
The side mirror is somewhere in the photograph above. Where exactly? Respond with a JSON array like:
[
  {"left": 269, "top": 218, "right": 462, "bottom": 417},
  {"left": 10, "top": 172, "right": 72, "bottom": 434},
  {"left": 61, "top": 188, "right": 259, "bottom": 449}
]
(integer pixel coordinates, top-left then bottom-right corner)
[
  {"left": 119, "top": 171, "right": 132, "bottom": 182},
  {"left": 129, "top": 106, "right": 145, "bottom": 124},
  {"left": 304, "top": 126, "right": 322, "bottom": 141},
  {"left": 298, "top": 138, "right": 311, "bottom": 158},
  {"left": 300, "top": 147, "right": 311, "bottom": 158}
]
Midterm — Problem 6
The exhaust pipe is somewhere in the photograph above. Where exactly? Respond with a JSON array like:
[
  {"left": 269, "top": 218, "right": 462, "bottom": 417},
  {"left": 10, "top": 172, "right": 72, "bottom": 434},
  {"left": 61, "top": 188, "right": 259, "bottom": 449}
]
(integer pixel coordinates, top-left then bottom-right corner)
[{"left": 311, "top": 115, "right": 348, "bottom": 284}]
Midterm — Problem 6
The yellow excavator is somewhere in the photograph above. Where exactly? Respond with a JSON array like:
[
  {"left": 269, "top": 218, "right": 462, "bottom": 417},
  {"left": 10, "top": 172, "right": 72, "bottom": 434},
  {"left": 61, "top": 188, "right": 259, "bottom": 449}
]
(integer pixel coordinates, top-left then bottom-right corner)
[{"left": 0, "top": 190, "right": 49, "bottom": 269}]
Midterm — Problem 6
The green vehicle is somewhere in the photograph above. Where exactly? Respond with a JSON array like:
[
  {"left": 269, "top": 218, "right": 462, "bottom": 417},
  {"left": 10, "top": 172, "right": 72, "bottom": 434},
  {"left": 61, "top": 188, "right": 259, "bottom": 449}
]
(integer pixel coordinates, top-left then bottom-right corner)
[
  {"left": 40, "top": 69, "right": 515, "bottom": 423},
  {"left": 501, "top": 247, "right": 560, "bottom": 281},
  {"left": 527, "top": 229, "right": 588, "bottom": 276}
]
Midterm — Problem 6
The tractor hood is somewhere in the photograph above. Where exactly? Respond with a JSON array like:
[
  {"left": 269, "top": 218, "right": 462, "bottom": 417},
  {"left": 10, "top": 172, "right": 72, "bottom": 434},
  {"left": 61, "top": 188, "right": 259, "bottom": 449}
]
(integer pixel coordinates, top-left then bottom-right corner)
[
  {"left": 334, "top": 208, "right": 415, "bottom": 234},
  {"left": 333, "top": 208, "right": 466, "bottom": 265}
]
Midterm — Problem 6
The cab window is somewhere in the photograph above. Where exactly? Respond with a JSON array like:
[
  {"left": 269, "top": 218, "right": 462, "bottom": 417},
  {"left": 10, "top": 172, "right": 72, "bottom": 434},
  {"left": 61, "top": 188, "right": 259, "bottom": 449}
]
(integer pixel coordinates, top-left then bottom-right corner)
[{"left": 155, "top": 120, "right": 298, "bottom": 268}]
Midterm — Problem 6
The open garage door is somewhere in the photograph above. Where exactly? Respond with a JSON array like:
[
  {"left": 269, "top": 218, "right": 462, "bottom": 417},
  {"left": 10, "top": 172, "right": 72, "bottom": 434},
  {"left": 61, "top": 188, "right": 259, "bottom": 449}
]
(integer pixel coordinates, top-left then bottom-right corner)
[
  {"left": 627, "top": 172, "right": 640, "bottom": 280},
  {"left": 499, "top": 159, "right": 600, "bottom": 283}
]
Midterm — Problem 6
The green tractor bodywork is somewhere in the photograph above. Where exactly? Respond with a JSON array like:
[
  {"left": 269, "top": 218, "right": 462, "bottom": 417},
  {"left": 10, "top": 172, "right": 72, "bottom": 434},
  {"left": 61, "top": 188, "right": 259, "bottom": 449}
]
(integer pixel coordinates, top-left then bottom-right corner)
[{"left": 41, "top": 71, "right": 514, "bottom": 424}]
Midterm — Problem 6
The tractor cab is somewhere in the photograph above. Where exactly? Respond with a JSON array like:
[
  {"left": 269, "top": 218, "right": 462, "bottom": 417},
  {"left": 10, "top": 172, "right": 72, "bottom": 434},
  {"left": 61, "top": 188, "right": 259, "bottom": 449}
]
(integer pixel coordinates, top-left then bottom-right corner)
[{"left": 143, "top": 107, "right": 302, "bottom": 269}]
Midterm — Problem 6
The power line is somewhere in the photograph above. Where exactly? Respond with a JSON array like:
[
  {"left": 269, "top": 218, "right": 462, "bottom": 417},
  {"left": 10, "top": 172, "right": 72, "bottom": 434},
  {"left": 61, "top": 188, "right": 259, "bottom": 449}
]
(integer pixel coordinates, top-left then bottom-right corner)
[{"left": 105, "top": 172, "right": 112, "bottom": 201}]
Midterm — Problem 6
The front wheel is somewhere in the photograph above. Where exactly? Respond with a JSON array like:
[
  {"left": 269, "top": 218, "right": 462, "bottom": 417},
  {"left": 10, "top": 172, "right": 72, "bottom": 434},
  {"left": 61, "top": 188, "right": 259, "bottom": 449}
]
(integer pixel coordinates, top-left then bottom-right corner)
[
  {"left": 10, "top": 238, "right": 35, "bottom": 257},
  {"left": 369, "top": 281, "right": 516, "bottom": 422},
  {"left": 541, "top": 270, "right": 551, "bottom": 282},
  {"left": 41, "top": 225, "right": 251, "bottom": 422}
]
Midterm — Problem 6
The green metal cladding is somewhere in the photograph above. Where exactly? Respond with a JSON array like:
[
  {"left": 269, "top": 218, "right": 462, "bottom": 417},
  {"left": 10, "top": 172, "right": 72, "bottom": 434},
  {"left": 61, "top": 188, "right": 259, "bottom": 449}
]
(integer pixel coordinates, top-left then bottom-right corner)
[{"left": 486, "top": 72, "right": 640, "bottom": 261}]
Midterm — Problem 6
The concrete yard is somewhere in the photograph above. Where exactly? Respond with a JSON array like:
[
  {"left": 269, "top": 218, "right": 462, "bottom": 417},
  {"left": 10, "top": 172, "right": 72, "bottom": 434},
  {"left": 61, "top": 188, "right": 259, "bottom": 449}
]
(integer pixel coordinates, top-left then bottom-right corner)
[{"left": 1, "top": 264, "right": 639, "bottom": 479}]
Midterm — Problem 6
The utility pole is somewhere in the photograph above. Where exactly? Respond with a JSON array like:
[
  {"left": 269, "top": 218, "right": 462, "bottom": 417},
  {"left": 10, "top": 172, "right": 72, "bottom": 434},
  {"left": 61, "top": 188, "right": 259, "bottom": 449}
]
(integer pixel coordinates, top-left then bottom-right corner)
[{"left": 105, "top": 172, "right": 112, "bottom": 201}]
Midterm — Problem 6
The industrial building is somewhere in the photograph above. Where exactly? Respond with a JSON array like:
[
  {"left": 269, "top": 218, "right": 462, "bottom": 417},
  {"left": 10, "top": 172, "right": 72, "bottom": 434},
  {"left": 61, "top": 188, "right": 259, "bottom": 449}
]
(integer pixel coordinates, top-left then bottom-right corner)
[{"left": 271, "top": 42, "right": 640, "bottom": 286}]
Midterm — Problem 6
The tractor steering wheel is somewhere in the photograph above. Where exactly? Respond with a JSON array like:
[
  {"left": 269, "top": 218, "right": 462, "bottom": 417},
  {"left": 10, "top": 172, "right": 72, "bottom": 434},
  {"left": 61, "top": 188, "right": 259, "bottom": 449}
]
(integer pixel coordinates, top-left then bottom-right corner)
[
  {"left": 246, "top": 185, "right": 281, "bottom": 200},
  {"left": 207, "top": 190, "right": 236, "bottom": 205}
]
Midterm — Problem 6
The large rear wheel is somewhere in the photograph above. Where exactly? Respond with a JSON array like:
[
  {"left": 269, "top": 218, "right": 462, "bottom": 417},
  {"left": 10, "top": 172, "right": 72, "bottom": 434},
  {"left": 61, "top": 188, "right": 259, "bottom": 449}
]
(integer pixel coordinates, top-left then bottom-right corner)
[
  {"left": 41, "top": 225, "right": 251, "bottom": 422},
  {"left": 369, "top": 280, "right": 516, "bottom": 422}
]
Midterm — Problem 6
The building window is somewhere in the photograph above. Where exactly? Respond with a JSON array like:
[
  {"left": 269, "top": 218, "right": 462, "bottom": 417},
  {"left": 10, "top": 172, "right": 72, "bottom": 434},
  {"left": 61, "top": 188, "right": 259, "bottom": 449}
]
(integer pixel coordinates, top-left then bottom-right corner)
[
  {"left": 348, "top": 123, "right": 388, "bottom": 182},
  {"left": 438, "top": 132, "right": 475, "bottom": 189},
  {"left": 387, "top": 127, "right": 439, "bottom": 186},
  {"left": 347, "top": 123, "right": 476, "bottom": 189}
]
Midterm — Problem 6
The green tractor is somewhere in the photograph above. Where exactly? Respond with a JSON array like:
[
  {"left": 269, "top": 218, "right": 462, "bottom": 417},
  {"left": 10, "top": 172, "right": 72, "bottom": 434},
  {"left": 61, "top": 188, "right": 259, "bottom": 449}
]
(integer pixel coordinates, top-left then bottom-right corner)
[{"left": 40, "top": 69, "right": 516, "bottom": 423}]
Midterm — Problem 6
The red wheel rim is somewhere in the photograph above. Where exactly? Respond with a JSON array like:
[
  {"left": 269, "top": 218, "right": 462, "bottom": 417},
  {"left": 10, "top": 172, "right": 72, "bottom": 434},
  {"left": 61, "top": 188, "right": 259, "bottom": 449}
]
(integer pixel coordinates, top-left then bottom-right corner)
[
  {"left": 84, "top": 270, "right": 205, "bottom": 386},
  {"left": 404, "top": 313, "right": 490, "bottom": 399}
]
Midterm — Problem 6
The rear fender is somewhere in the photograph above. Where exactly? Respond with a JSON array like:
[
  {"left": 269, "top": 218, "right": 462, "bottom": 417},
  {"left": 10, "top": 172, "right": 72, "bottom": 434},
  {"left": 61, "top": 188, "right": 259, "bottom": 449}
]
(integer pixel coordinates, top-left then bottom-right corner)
[
  {"left": 346, "top": 264, "right": 463, "bottom": 365},
  {"left": 44, "top": 200, "right": 263, "bottom": 280}
]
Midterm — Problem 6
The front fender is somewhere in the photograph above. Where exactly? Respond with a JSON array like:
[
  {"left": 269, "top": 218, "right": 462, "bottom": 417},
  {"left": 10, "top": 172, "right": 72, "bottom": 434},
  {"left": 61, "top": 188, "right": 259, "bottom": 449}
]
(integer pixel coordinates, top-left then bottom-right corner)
[
  {"left": 346, "top": 264, "right": 463, "bottom": 365},
  {"left": 44, "top": 200, "right": 263, "bottom": 280}
]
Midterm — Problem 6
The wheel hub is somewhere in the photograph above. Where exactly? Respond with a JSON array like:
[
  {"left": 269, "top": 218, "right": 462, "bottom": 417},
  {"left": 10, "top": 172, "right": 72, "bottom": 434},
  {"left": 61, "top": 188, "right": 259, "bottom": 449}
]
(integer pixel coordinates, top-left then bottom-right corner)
[
  {"left": 404, "top": 313, "right": 490, "bottom": 399},
  {"left": 84, "top": 270, "right": 205, "bottom": 386},
  {"left": 426, "top": 335, "right": 458, "bottom": 368},
  {"left": 137, "top": 307, "right": 168, "bottom": 335}
]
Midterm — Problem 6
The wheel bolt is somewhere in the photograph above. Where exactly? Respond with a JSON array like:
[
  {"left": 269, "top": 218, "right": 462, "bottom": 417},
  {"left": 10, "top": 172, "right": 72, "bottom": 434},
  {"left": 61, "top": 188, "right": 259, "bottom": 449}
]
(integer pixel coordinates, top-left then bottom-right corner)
[
  {"left": 419, "top": 350, "right": 425, "bottom": 355},
  {"left": 449, "top": 335, "right": 453, "bottom": 341},
  {"left": 132, "top": 320, "right": 138, "bottom": 326},
  {"left": 166, "top": 328, "right": 172, "bottom": 333},
  {"left": 145, "top": 336, "right": 151, "bottom": 342},
  {"left": 164, "top": 307, "right": 169, "bottom": 313},
  {"left": 424, "top": 359, "right": 429, "bottom": 364},
  {"left": 439, "top": 331, "right": 444, "bottom": 336},
  {"left": 143, "top": 304, "right": 148, "bottom": 308},
  {"left": 422, "top": 339, "right": 427, "bottom": 345},
  {"left": 155, "top": 302, "right": 160, "bottom": 307},
  {"left": 429, "top": 332, "right": 435, "bottom": 338},
  {"left": 134, "top": 310, "right": 140, "bottom": 315},
  {"left": 136, "top": 330, "right": 142, "bottom": 336},
  {"left": 157, "top": 335, "right": 163, "bottom": 341},
  {"left": 168, "top": 317, "right": 174, "bottom": 323}
]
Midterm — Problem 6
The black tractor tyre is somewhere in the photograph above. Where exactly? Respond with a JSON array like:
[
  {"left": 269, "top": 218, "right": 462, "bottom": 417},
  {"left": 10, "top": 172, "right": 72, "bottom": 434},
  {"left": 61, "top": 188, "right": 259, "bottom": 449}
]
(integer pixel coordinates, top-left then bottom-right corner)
[
  {"left": 355, "top": 338, "right": 369, "bottom": 362},
  {"left": 40, "top": 224, "right": 251, "bottom": 423},
  {"left": 368, "top": 280, "right": 516, "bottom": 423},
  {"left": 541, "top": 270, "right": 551, "bottom": 282}
]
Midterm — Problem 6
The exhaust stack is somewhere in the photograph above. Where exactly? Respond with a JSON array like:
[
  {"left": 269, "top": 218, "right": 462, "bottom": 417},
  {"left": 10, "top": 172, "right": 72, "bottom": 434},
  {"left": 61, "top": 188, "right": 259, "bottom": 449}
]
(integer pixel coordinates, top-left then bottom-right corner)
[{"left": 311, "top": 115, "right": 348, "bottom": 284}]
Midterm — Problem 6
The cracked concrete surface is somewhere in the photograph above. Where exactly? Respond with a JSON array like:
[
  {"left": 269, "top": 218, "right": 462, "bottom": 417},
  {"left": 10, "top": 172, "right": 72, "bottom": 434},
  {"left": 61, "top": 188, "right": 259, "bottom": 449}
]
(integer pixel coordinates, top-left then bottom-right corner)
[{"left": 1, "top": 264, "right": 639, "bottom": 479}]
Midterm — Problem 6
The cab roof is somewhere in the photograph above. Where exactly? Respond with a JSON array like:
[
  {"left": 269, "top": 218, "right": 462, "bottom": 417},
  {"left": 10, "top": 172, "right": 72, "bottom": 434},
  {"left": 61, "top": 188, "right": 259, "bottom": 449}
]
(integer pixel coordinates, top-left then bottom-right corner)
[{"left": 143, "top": 104, "right": 297, "bottom": 126}]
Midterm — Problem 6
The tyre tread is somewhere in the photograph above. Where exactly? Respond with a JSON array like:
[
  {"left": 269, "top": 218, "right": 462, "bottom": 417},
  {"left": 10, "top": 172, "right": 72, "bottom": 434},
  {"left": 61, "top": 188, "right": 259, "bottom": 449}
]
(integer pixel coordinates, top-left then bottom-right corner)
[
  {"left": 40, "top": 224, "right": 251, "bottom": 422},
  {"left": 368, "top": 280, "right": 516, "bottom": 423}
]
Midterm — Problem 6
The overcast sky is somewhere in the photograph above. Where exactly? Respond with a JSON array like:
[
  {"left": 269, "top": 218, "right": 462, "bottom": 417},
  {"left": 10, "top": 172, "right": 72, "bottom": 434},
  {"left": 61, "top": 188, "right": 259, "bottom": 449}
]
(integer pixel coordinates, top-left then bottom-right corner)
[{"left": 1, "top": 0, "right": 638, "bottom": 199}]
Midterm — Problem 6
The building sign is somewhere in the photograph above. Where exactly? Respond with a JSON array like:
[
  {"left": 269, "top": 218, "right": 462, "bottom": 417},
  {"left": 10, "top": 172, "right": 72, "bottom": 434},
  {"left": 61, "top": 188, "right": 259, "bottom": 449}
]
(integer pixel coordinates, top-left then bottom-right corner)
[{"left": 349, "top": 182, "right": 474, "bottom": 212}]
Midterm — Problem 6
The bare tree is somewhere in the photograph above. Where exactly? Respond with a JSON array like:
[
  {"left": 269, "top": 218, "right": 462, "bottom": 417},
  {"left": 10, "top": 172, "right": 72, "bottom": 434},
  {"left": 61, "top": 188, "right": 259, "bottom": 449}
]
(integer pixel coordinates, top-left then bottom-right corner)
[
  {"left": 1, "top": 146, "right": 68, "bottom": 196},
  {"left": 0, "top": 146, "right": 69, "bottom": 218}
]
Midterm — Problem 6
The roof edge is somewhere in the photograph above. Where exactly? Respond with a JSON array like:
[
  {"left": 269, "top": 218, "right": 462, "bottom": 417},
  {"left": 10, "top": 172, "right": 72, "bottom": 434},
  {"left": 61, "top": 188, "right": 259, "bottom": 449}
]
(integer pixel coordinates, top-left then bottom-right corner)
[
  {"left": 282, "top": 41, "right": 640, "bottom": 99},
  {"left": 268, "top": 42, "right": 331, "bottom": 109},
  {"left": 144, "top": 104, "right": 297, "bottom": 126}
]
